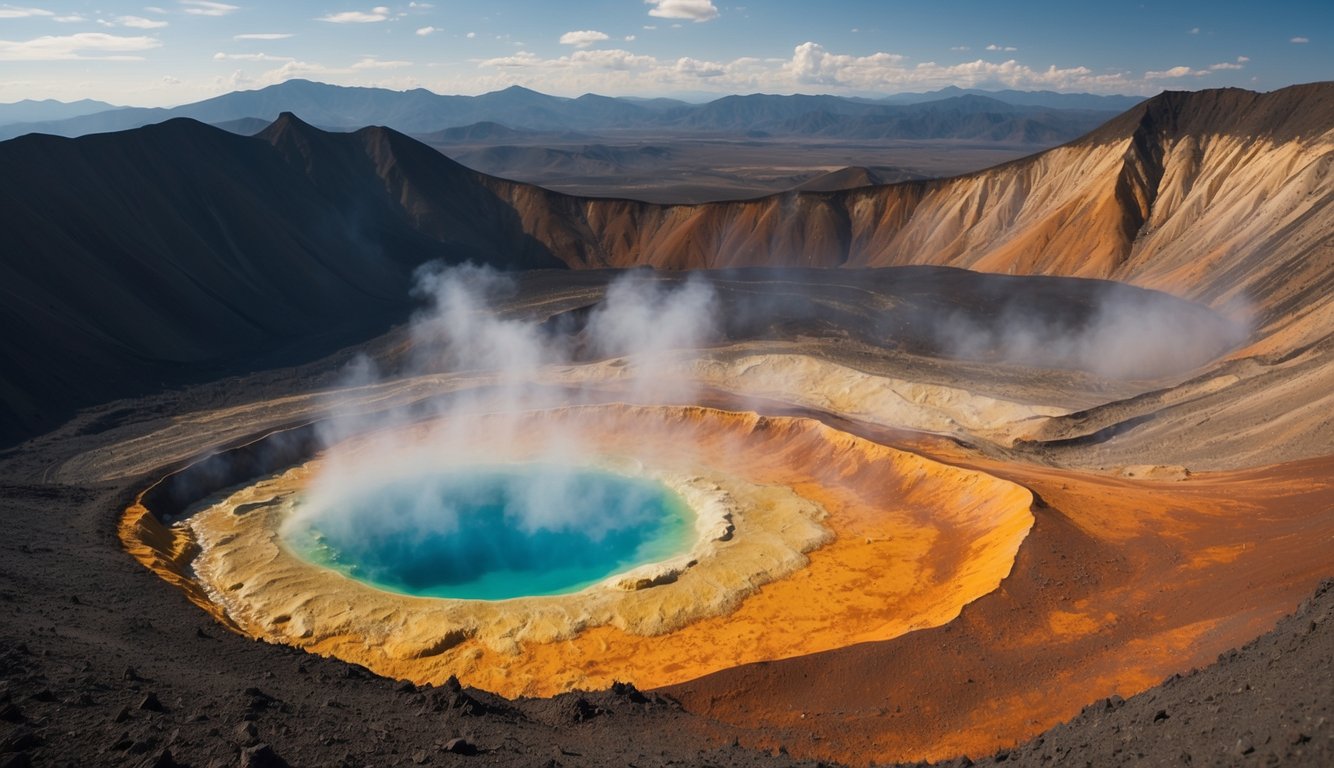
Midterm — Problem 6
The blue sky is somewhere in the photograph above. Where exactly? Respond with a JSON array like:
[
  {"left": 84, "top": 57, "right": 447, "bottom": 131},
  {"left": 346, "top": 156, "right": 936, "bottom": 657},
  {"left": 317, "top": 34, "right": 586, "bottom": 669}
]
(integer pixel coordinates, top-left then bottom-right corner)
[{"left": 0, "top": 1, "right": 1329, "bottom": 106}]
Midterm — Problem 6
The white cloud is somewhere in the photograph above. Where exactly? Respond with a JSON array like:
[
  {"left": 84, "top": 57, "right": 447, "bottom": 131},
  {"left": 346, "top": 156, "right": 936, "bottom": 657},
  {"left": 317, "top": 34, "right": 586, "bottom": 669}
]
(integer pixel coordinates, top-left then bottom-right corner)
[
  {"left": 985, "top": 44, "right": 1018, "bottom": 52},
  {"left": 645, "top": 0, "right": 718, "bottom": 22},
  {"left": 574, "top": 48, "right": 656, "bottom": 70},
  {"left": 465, "top": 31, "right": 476, "bottom": 39},
  {"left": 0, "top": 6, "right": 53, "bottom": 18},
  {"left": 478, "top": 50, "right": 541, "bottom": 68},
  {"left": 674, "top": 56, "right": 724, "bottom": 77},
  {"left": 1188, "top": 27, "right": 1200, "bottom": 35},
  {"left": 624, "top": 34, "right": 636, "bottom": 42},
  {"left": 950, "top": 45, "right": 971, "bottom": 52},
  {"left": 117, "top": 15, "right": 169, "bottom": 29},
  {"left": 180, "top": 1, "right": 239, "bottom": 17},
  {"left": 788, "top": 42, "right": 906, "bottom": 85},
  {"left": 255, "top": 60, "right": 343, "bottom": 83},
  {"left": 224, "top": 54, "right": 411, "bottom": 84},
  {"left": 1145, "top": 65, "right": 1210, "bottom": 79},
  {"left": 417, "top": 26, "right": 438, "bottom": 36},
  {"left": 408, "top": 1, "right": 433, "bottom": 7},
  {"left": 1209, "top": 56, "right": 1249, "bottom": 71},
  {"left": 559, "top": 29, "right": 609, "bottom": 48},
  {"left": 53, "top": 14, "right": 86, "bottom": 22},
  {"left": 0, "top": 32, "right": 161, "bottom": 60},
  {"left": 470, "top": 40, "right": 1147, "bottom": 96},
  {"left": 213, "top": 51, "right": 294, "bottom": 62},
  {"left": 1290, "top": 36, "right": 1309, "bottom": 44},
  {"left": 235, "top": 33, "right": 294, "bottom": 40},
  {"left": 144, "top": 6, "right": 167, "bottom": 14},
  {"left": 351, "top": 56, "right": 412, "bottom": 69},
  {"left": 319, "top": 7, "right": 391, "bottom": 23}
]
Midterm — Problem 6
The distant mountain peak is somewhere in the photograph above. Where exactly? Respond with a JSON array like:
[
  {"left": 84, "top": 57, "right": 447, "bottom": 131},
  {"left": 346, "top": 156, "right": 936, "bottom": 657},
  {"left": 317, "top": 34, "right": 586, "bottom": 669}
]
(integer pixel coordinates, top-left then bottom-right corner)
[
  {"left": 494, "top": 84, "right": 545, "bottom": 97},
  {"left": 268, "top": 111, "right": 314, "bottom": 129},
  {"left": 257, "top": 111, "right": 324, "bottom": 146}
]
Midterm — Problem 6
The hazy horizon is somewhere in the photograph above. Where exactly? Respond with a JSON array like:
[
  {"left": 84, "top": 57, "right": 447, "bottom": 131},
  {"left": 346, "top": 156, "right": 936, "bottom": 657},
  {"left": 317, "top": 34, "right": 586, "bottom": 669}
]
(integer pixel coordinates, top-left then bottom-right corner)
[
  {"left": 0, "top": 77, "right": 1162, "bottom": 113},
  {"left": 0, "top": 0, "right": 1328, "bottom": 108}
]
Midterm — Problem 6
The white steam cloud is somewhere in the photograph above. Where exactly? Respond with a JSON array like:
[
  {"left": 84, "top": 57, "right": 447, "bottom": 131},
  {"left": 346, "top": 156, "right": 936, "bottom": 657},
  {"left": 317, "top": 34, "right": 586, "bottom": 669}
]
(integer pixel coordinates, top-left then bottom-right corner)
[
  {"left": 936, "top": 288, "right": 1251, "bottom": 380},
  {"left": 289, "top": 264, "right": 719, "bottom": 571}
]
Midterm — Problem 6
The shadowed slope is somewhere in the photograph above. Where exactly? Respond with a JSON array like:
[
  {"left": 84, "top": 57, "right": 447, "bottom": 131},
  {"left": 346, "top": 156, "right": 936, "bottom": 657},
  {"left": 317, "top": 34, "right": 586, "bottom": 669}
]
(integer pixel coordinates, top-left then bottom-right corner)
[{"left": 0, "top": 114, "right": 559, "bottom": 444}]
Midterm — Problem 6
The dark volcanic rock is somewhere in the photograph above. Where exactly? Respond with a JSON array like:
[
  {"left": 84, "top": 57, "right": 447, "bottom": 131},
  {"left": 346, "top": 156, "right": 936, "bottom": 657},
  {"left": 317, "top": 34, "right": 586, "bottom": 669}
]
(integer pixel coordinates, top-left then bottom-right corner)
[
  {"left": 139, "top": 748, "right": 181, "bottom": 768},
  {"left": 233, "top": 721, "right": 259, "bottom": 746},
  {"left": 240, "top": 743, "right": 288, "bottom": 768},
  {"left": 0, "top": 752, "right": 32, "bottom": 768},
  {"left": 443, "top": 736, "right": 477, "bottom": 755}
]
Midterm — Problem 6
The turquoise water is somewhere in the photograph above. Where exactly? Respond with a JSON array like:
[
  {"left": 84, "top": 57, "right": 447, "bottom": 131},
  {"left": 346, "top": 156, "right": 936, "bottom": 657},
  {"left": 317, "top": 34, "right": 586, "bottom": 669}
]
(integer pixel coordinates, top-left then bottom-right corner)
[{"left": 284, "top": 465, "right": 695, "bottom": 601}]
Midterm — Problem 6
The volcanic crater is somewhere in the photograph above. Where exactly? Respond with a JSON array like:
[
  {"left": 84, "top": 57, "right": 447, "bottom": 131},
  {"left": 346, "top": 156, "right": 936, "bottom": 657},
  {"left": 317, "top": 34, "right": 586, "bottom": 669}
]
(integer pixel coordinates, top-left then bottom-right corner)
[{"left": 2, "top": 83, "right": 1332, "bottom": 767}]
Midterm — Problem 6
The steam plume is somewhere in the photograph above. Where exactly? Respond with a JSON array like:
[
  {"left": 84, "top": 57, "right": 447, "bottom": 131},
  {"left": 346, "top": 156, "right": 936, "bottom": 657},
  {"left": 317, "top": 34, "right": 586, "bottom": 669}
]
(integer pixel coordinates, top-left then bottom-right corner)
[{"left": 289, "top": 264, "right": 719, "bottom": 564}]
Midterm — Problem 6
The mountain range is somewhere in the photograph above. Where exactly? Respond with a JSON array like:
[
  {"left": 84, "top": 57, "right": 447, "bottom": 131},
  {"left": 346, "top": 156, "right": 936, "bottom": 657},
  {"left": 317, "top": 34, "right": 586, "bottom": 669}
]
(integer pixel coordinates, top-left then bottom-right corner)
[
  {"left": 0, "top": 83, "right": 1330, "bottom": 447},
  {"left": 0, "top": 79, "right": 1136, "bottom": 144},
  {"left": 0, "top": 97, "right": 120, "bottom": 125}
]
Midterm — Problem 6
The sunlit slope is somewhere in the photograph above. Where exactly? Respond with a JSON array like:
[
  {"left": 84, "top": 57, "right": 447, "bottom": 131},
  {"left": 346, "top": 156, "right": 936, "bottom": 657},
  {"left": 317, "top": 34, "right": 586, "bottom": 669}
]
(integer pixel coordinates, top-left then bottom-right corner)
[{"left": 491, "top": 85, "right": 1332, "bottom": 343}]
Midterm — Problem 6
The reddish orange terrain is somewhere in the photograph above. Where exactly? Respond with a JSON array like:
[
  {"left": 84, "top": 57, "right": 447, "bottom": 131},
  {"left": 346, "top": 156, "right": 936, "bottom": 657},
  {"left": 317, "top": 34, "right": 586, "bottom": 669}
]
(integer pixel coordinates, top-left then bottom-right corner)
[{"left": 667, "top": 439, "right": 1334, "bottom": 764}]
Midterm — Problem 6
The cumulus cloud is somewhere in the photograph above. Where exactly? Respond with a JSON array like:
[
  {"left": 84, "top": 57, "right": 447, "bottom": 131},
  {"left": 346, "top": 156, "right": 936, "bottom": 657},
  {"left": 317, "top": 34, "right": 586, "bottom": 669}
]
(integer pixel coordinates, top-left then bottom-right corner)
[
  {"left": 0, "top": 32, "right": 161, "bottom": 61},
  {"left": 470, "top": 40, "right": 1153, "bottom": 96},
  {"left": 0, "top": 5, "right": 52, "bottom": 18},
  {"left": 560, "top": 29, "right": 610, "bottom": 48},
  {"left": 213, "top": 51, "right": 294, "bottom": 62},
  {"left": 1290, "top": 36, "right": 1309, "bottom": 44},
  {"left": 319, "top": 7, "right": 391, "bottom": 23},
  {"left": 1145, "top": 65, "right": 1210, "bottom": 79},
  {"left": 351, "top": 56, "right": 412, "bottom": 69},
  {"left": 1209, "top": 56, "right": 1249, "bottom": 71},
  {"left": 675, "top": 56, "right": 724, "bottom": 77},
  {"left": 985, "top": 43, "right": 1018, "bottom": 52},
  {"left": 249, "top": 60, "right": 348, "bottom": 84},
  {"left": 466, "top": 31, "right": 476, "bottom": 39},
  {"left": 1188, "top": 26, "right": 1200, "bottom": 34},
  {"left": 416, "top": 26, "right": 438, "bottom": 36},
  {"left": 235, "top": 33, "right": 294, "bottom": 40},
  {"left": 180, "top": 0, "right": 238, "bottom": 16},
  {"left": 116, "top": 15, "right": 169, "bottom": 29},
  {"left": 789, "top": 42, "right": 905, "bottom": 85},
  {"left": 479, "top": 50, "right": 541, "bottom": 68},
  {"left": 575, "top": 48, "right": 656, "bottom": 70},
  {"left": 645, "top": 0, "right": 718, "bottom": 22}
]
